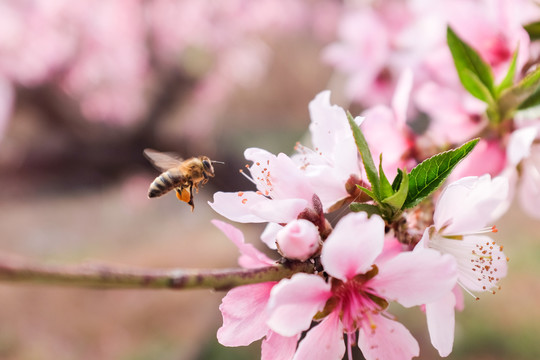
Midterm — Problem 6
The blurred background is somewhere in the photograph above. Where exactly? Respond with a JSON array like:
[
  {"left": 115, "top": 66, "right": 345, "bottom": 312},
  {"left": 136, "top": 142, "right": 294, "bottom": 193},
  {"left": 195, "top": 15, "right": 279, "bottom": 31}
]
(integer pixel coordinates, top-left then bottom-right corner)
[{"left": 0, "top": 1, "right": 539, "bottom": 359}]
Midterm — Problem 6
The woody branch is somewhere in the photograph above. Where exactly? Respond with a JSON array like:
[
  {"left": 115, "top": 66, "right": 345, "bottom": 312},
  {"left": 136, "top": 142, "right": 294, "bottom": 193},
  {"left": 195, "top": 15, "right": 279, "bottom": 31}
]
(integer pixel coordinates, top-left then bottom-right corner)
[{"left": 0, "top": 255, "right": 316, "bottom": 291}]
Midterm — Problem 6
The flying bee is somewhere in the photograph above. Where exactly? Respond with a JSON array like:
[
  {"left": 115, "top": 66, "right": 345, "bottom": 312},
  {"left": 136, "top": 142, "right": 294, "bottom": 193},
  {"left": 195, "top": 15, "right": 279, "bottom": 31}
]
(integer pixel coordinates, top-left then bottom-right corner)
[{"left": 143, "top": 148, "right": 222, "bottom": 211}]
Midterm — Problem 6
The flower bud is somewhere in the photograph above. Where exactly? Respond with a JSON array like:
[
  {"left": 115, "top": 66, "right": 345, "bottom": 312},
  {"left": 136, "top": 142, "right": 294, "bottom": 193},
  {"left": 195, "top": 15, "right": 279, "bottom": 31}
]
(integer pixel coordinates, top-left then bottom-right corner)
[{"left": 276, "top": 219, "right": 321, "bottom": 261}]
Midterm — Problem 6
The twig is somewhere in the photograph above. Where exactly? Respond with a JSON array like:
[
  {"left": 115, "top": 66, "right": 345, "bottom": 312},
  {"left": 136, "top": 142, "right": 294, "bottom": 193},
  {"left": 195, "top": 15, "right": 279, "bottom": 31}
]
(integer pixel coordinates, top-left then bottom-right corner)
[{"left": 0, "top": 255, "right": 316, "bottom": 291}]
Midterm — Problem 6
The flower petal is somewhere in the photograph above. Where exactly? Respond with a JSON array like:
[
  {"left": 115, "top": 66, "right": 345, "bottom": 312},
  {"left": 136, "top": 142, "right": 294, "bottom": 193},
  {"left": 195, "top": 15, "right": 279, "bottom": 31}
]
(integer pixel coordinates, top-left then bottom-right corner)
[
  {"left": 425, "top": 291, "right": 456, "bottom": 357},
  {"left": 434, "top": 175, "right": 509, "bottom": 233},
  {"left": 321, "top": 212, "right": 385, "bottom": 281},
  {"left": 209, "top": 191, "right": 269, "bottom": 223},
  {"left": 518, "top": 151, "right": 540, "bottom": 219},
  {"left": 370, "top": 249, "right": 457, "bottom": 307},
  {"left": 251, "top": 198, "right": 310, "bottom": 223},
  {"left": 267, "top": 273, "right": 332, "bottom": 337},
  {"left": 217, "top": 282, "right": 276, "bottom": 346},
  {"left": 358, "top": 315, "right": 419, "bottom": 360},
  {"left": 211, "top": 220, "right": 274, "bottom": 268},
  {"left": 261, "top": 331, "right": 299, "bottom": 360},
  {"left": 260, "top": 222, "right": 282, "bottom": 250},
  {"left": 507, "top": 126, "right": 537, "bottom": 165},
  {"left": 293, "top": 312, "right": 345, "bottom": 360}
]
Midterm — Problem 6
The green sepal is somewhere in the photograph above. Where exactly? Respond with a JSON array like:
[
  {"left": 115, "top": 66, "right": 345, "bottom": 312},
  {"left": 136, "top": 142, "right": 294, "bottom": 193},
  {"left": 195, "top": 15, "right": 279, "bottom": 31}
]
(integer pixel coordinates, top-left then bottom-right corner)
[
  {"left": 378, "top": 154, "right": 394, "bottom": 200},
  {"left": 347, "top": 112, "right": 381, "bottom": 200},
  {"left": 499, "top": 66, "right": 540, "bottom": 118},
  {"left": 382, "top": 169, "right": 409, "bottom": 211},
  {"left": 349, "top": 203, "right": 382, "bottom": 217},
  {"left": 496, "top": 46, "right": 519, "bottom": 96}
]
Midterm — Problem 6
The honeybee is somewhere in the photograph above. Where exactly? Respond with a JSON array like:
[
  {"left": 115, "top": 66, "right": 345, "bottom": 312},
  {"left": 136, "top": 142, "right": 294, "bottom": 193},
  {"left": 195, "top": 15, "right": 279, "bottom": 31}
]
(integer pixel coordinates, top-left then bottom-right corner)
[{"left": 144, "top": 148, "right": 221, "bottom": 211}]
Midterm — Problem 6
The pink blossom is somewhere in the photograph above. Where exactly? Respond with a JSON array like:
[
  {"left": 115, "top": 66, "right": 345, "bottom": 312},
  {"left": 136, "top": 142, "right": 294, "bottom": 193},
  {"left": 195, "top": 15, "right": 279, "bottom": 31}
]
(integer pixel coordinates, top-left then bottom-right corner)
[
  {"left": 506, "top": 123, "right": 540, "bottom": 218},
  {"left": 449, "top": 139, "right": 507, "bottom": 181},
  {"left": 212, "top": 220, "right": 299, "bottom": 357},
  {"left": 267, "top": 212, "right": 457, "bottom": 360},
  {"left": 361, "top": 69, "right": 415, "bottom": 179},
  {"left": 416, "top": 175, "right": 509, "bottom": 356},
  {"left": 294, "top": 91, "right": 363, "bottom": 211},
  {"left": 210, "top": 148, "right": 315, "bottom": 223},
  {"left": 276, "top": 219, "right": 321, "bottom": 261},
  {"left": 0, "top": 0, "right": 77, "bottom": 86}
]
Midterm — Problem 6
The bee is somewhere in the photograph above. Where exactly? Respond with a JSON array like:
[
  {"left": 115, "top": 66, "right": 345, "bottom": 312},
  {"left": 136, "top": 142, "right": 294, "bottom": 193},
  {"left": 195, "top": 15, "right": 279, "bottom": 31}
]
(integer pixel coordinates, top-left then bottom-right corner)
[{"left": 143, "top": 148, "right": 221, "bottom": 211}]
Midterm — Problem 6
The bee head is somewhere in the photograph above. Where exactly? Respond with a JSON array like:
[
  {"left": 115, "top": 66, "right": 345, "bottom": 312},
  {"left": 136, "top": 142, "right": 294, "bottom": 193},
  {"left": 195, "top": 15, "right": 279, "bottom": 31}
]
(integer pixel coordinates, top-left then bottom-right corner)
[{"left": 201, "top": 156, "right": 215, "bottom": 177}]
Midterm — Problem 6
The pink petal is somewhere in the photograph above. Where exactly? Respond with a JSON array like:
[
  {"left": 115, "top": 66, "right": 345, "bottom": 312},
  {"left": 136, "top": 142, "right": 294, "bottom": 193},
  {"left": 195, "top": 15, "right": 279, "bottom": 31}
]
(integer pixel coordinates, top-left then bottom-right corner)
[
  {"left": 370, "top": 250, "right": 457, "bottom": 307},
  {"left": 425, "top": 291, "right": 456, "bottom": 357},
  {"left": 261, "top": 331, "right": 299, "bottom": 360},
  {"left": 293, "top": 312, "right": 345, "bottom": 360},
  {"left": 251, "top": 198, "right": 310, "bottom": 223},
  {"left": 359, "top": 315, "right": 419, "bottom": 360},
  {"left": 271, "top": 153, "right": 315, "bottom": 201},
  {"left": 391, "top": 68, "right": 413, "bottom": 127},
  {"left": 267, "top": 273, "right": 332, "bottom": 337},
  {"left": 211, "top": 220, "right": 274, "bottom": 268},
  {"left": 518, "top": 153, "right": 540, "bottom": 219},
  {"left": 245, "top": 148, "right": 314, "bottom": 202},
  {"left": 362, "top": 105, "right": 410, "bottom": 180},
  {"left": 209, "top": 191, "right": 270, "bottom": 223},
  {"left": 321, "top": 212, "right": 385, "bottom": 281},
  {"left": 453, "top": 285, "right": 465, "bottom": 311},
  {"left": 217, "top": 282, "right": 276, "bottom": 346}
]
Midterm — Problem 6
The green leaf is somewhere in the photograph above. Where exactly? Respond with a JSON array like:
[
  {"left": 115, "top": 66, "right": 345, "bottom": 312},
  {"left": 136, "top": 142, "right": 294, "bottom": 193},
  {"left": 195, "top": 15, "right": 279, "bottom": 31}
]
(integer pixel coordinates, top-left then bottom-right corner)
[
  {"left": 391, "top": 169, "right": 403, "bottom": 192},
  {"left": 518, "top": 85, "right": 540, "bottom": 110},
  {"left": 524, "top": 21, "right": 540, "bottom": 41},
  {"left": 496, "top": 46, "right": 518, "bottom": 96},
  {"left": 349, "top": 203, "right": 382, "bottom": 217},
  {"left": 382, "top": 170, "right": 409, "bottom": 211},
  {"left": 348, "top": 112, "right": 380, "bottom": 200},
  {"left": 378, "top": 154, "right": 394, "bottom": 199},
  {"left": 403, "top": 138, "right": 479, "bottom": 209},
  {"left": 447, "top": 26, "right": 495, "bottom": 101},
  {"left": 498, "top": 66, "right": 540, "bottom": 118}
]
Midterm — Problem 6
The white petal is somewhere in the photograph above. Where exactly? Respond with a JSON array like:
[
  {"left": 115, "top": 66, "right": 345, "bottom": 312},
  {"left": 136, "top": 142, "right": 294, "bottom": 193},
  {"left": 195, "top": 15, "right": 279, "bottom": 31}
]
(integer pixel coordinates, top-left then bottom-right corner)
[
  {"left": 507, "top": 126, "right": 538, "bottom": 165},
  {"left": 209, "top": 191, "right": 268, "bottom": 223},
  {"left": 426, "top": 291, "right": 456, "bottom": 357},
  {"left": 434, "top": 175, "right": 509, "bottom": 234}
]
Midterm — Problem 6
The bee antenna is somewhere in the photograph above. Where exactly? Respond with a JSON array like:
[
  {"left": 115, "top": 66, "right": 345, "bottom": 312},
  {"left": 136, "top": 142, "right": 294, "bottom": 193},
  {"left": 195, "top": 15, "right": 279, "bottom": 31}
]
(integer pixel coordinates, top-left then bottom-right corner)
[{"left": 212, "top": 160, "right": 225, "bottom": 165}]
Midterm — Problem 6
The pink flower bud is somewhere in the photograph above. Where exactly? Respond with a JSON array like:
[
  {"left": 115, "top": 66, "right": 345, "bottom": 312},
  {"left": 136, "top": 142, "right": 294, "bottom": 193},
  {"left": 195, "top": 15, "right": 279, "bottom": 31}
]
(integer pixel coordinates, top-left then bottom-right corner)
[{"left": 276, "top": 219, "right": 320, "bottom": 261}]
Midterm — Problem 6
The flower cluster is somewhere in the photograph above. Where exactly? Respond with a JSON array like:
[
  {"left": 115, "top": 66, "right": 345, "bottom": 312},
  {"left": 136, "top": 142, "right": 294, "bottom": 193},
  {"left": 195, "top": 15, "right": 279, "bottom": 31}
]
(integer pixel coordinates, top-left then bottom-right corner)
[
  {"left": 209, "top": 93, "right": 509, "bottom": 359},
  {"left": 325, "top": 0, "right": 540, "bottom": 219}
]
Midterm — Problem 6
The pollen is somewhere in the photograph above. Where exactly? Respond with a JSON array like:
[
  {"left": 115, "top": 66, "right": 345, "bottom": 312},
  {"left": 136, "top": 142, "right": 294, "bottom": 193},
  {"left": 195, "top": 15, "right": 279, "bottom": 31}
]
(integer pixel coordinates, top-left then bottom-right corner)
[
  {"left": 237, "top": 192, "right": 244, "bottom": 196},
  {"left": 491, "top": 225, "right": 498, "bottom": 233},
  {"left": 242, "top": 198, "right": 248, "bottom": 204}
]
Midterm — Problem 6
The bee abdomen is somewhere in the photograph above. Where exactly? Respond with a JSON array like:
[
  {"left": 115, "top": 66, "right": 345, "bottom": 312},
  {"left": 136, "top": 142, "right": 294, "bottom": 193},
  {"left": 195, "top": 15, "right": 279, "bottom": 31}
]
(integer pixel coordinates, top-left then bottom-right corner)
[{"left": 148, "top": 170, "right": 185, "bottom": 198}]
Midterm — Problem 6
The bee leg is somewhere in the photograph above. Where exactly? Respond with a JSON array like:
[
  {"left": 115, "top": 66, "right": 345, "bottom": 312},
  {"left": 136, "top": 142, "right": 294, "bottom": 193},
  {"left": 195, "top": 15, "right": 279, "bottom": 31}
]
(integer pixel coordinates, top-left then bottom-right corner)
[
  {"left": 187, "top": 183, "right": 195, "bottom": 212},
  {"left": 176, "top": 188, "right": 191, "bottom": 203}
]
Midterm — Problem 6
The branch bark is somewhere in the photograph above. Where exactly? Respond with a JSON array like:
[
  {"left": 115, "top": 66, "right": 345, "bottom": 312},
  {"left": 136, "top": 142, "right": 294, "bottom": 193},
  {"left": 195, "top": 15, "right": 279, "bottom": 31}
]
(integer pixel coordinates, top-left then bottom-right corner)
[{"left": 0, "top": 255, "right": 317, "bottom": 291}]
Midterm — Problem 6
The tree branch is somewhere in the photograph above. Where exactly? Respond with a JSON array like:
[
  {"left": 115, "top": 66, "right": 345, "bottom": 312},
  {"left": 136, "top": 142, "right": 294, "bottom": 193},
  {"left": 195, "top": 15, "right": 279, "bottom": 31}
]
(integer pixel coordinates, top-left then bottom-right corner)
[{"left": 0, "top": 255, "right": 317, "bottom": 291}]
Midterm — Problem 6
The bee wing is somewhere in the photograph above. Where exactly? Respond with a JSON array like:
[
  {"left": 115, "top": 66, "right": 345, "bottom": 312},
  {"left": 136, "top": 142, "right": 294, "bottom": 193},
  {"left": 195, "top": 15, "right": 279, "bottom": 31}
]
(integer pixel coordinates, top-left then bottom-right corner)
[{"left": 143, "top": 148, "right": 184, "bottom": 172}]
